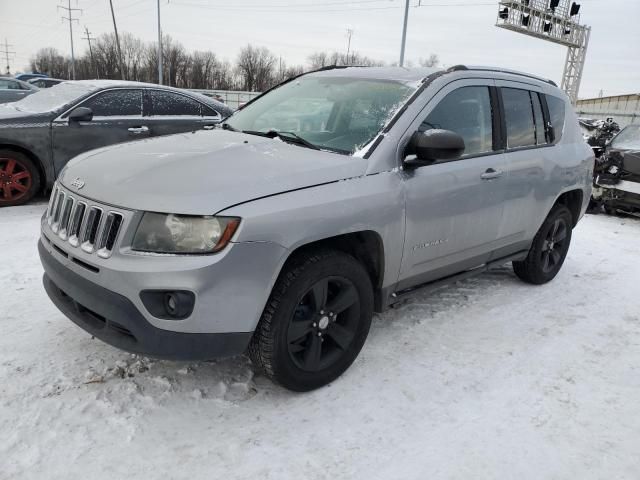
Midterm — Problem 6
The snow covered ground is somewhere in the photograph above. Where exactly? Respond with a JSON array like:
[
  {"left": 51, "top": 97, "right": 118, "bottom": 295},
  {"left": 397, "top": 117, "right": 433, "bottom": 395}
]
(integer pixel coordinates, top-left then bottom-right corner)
[{"left": 1, "top": 203, "right": 639, "bottom": 480}]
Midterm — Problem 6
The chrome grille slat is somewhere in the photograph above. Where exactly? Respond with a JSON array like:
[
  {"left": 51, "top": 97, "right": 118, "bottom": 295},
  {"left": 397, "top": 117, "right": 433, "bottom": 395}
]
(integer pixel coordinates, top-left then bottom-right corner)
[
  {"left": 46, "top": 186, "right": 59, "bottom": 223},
  {"left": 51, "top": 191, "right": 66, "bottom": 233},
  {"left": 45, "top": 184, "right": 125, "bottom": 259},
  {"left": 68, "top": 202, "right": 86, "bottom": 247},
  {"left": 58, "top": 196, "right": 75, "bottom": 240},
  {"left": 97, "top": 212, "right": 123, "bottom": 258},
  {"left": 81, "top": 207, "right": 103, "bottom": 253}
]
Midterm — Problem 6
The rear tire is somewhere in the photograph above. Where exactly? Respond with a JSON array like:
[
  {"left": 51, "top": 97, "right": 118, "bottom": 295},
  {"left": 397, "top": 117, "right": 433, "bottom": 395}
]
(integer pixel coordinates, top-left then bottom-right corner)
[
  {"left": 0, "top": 150, "right": 41, "bottom": 207},
  {"left": 249, "top": 249, "right": 374, "bottom": 392},
  {"left": 513, "top": 205, "right": 573, "bottom": 285}
]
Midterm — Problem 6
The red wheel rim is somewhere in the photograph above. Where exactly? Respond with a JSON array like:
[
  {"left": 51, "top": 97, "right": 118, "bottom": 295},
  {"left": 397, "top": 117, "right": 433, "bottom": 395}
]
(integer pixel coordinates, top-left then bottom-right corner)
[{"left": 0, "top": 157, "right": 32, "bottom": 203}]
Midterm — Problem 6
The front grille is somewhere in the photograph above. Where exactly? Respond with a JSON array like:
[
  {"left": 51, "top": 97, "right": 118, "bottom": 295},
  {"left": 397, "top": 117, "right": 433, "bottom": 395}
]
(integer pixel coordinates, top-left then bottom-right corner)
[{"left": 45, "top": 184, "right": 125, "bottom": 259}]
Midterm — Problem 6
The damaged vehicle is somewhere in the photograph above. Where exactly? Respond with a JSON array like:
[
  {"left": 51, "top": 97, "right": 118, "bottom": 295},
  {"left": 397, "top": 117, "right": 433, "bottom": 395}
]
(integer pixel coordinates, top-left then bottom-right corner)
[
  {"left": 579, "top": 117, "right": 620, "bottom": 158},
  {"left": 591, "top": 124, "right": 640, "bottom": 215},
  {"left": 39, "top": 65, "right": 593, "bottom": 391}
]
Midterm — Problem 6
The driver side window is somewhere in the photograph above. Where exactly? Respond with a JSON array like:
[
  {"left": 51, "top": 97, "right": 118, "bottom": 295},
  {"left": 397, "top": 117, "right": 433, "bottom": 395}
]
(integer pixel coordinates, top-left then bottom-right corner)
[{"left": 420, "top": 86, "right": 494, "bottom": 157}]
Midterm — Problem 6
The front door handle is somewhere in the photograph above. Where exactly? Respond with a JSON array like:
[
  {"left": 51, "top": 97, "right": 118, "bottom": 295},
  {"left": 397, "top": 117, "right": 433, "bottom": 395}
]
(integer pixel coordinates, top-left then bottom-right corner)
[
  {"left": 128, "top": 126, "right": 150, "bottom": 135},
  {"left": 480, "top": 168, "right": 503, "bottom": 180}
]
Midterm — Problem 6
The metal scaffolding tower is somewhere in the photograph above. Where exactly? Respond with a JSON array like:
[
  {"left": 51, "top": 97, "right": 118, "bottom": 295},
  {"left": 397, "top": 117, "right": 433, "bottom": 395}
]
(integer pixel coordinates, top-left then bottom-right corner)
[{"left": 496, "top": 0, "right": 591, "bottom": 104}]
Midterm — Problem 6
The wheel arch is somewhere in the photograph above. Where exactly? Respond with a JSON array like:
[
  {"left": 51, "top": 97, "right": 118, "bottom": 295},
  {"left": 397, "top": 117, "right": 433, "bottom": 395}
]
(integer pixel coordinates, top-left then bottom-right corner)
[
  {"left": 552, "top": 189, "right": 584, "bottom": 227},
  {"left": 281, "top": 230, "right": 386, "bottom": 312},
  {"left": 0, "top": 143, "right": 47, "bottom": 194}
]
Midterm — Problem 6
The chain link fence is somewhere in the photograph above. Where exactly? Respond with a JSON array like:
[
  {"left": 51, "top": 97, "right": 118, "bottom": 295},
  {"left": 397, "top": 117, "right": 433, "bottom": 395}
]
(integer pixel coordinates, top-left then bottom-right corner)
[{"left": 187, "top": 89, "right": 262, "bottom": 110}]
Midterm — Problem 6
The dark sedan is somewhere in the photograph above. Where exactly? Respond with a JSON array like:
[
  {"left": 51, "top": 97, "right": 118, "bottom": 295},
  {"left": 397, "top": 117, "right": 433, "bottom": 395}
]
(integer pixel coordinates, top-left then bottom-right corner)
[{"left": 0, "top": 80, "right": 233, "bottom": 206}]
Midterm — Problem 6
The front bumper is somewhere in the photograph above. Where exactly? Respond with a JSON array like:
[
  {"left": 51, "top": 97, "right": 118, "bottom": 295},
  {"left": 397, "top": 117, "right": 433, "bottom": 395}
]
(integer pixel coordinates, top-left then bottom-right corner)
[{"left": 40, "top": 240, "right": 252, "bottom": 360}]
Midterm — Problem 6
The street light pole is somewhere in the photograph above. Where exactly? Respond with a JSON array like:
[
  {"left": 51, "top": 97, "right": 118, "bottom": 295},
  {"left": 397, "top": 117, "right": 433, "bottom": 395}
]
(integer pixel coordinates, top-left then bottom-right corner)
[
  {"left": 399, "top": 0, "right": 410, "bottom": 67},
  {"left": 157, "top": 0, "right": 163, "bottom": 85}
]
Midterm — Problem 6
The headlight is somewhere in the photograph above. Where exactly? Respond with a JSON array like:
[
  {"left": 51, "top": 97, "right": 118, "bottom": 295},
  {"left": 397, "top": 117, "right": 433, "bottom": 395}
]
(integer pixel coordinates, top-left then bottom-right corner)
[{"left": 132, "top": 213, "right": 240, "bottom": 254}]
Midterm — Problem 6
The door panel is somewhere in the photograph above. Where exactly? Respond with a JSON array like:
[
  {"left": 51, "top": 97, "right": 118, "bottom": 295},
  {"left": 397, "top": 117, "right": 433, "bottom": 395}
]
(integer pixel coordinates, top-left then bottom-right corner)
[
  {"left": 398, "top": 80, "right": 509, "bottom": 289},
  {"left": 52, "top": 89, "right": 146, "bottom": 171},
  {"left": 494, "top": 81, "right": 550, "bottom": 253}
]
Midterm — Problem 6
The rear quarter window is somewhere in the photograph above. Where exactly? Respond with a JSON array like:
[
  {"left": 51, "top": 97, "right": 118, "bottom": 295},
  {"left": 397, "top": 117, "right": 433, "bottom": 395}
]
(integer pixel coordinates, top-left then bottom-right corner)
[{"left": 545, "top": 94, "right": 566, "bottom": 143}]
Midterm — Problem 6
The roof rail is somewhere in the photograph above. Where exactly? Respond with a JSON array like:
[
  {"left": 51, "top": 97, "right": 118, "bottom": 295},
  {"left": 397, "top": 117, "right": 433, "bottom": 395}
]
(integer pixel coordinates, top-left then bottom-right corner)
[{"left": 461, "top": 65, "right": 557, "bottom": 87}]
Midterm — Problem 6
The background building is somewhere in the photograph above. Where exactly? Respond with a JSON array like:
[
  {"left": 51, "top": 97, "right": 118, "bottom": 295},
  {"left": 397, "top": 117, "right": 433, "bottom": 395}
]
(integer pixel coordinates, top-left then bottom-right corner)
[{"left": 576, "top": 93, "right": 640, "bottom": 127}]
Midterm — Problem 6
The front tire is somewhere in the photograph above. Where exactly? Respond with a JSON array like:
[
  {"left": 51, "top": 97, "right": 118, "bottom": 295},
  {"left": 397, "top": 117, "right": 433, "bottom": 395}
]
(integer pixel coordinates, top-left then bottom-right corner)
[
  {"left": 249, "top": 249, "right": 374, "bottom": 392},
  {"left": 0, "top": 150, "right": 41, "bottom": 207},
  {"left": 513, "top": 205, "right": 573, "bottom": 285}
]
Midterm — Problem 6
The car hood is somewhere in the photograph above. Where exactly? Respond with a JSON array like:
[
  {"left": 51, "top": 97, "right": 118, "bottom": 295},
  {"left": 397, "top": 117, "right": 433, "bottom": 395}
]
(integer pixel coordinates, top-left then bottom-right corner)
[
  {"left": 0, "top": 105, "right": 51, "bottom": 125},
  {"left": 59, "top": 129, "right": 368, "bottom": 214}
]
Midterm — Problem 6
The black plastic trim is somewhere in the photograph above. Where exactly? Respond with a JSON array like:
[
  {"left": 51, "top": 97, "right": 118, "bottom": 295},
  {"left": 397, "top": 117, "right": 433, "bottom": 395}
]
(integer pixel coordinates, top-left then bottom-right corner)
[{"left": 39, "top": 240, "right": 251, "bottom": 360}]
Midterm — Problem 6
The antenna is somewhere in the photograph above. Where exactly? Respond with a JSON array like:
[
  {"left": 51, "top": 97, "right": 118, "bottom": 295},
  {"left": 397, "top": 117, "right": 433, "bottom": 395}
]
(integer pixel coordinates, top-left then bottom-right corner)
[
  {"left": 58, "top": 0, "right": 81, "bottom": 80},
  {"left": 496, "top": 0, "right": 590, "bottom": 104}
]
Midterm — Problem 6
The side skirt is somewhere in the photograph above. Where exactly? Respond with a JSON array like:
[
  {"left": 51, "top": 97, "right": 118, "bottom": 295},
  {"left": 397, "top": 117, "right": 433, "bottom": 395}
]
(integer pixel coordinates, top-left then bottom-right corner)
[{"left": 381, "top": 251, "right": 528, "bottom": 311}]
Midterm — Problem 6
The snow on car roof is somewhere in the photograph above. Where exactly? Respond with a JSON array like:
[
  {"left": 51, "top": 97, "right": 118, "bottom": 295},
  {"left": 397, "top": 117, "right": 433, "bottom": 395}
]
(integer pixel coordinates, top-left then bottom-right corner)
[{"left": 309, "top": 66, "right": 442, "bottom": 83}]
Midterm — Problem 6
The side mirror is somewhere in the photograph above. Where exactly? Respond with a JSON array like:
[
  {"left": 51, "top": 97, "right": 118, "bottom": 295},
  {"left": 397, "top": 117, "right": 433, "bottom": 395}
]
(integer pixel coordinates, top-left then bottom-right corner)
[
  {"left": 404, "top": 129, "right": 465, "bottom": 167},
  {"left": 68, "top": 106, "right": 93, "bottom": 123}
]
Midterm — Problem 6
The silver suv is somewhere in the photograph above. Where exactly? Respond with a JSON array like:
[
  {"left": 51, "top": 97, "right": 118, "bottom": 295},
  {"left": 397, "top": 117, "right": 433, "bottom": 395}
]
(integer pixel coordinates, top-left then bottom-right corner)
[{"left": 39, "top": 66, "right": 594, "bottom": 391}]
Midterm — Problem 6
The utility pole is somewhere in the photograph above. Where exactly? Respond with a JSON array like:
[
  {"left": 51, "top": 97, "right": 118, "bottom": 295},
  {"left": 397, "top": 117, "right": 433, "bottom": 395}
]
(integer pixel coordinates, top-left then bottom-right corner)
[
  {"left": 108, "top": 0, "right": 126, "bottom": 80},
  {"left": 346, "top": 28, "right": 353, "bottom": 65},
  {"left": 0, "top": 39, "right": 15, "bottom": 75},
  {"left": 58, "top": 0, "right": 81, "bottom": 79},
  {"left": 157, "top": 0, "right": 163, "bottom": 85},
  {"left": 399, "top": 0, "right": 410, "bottom": 67},
  {"left": 81, "top": 26, "right": 98, "bottom": 79}
]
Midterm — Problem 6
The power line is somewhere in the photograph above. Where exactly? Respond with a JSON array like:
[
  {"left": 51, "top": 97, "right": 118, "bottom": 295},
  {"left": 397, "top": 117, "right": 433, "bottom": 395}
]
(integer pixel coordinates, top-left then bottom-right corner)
[
  {"left": 157, "top": 0, "right": 163, "bottom": 85},
  {"left": 171, "top": 0, "right": 496, "bottom": 12},
  {"left": 81, "top": 26, "right": 98, "bottom": 78},
  {"left": 108, "top": 0, "right": 126, "bottom": 80},
  {"left": 1, "top": 39, "right": 16, "bottom": 75},
  {"left": 58, "top": 0, "right": 82, "bottom": 80}
]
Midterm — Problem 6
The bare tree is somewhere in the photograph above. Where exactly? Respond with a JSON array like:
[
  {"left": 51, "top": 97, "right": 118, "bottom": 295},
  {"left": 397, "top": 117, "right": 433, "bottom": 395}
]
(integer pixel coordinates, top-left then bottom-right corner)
[
  {"left": 30, "top": 48, "right": 69, "bottom": 78},
  {"left": 236, "top": 44, "right": 277, "bottom": 91},
  {"left": 419, "top": 54, "right": 440, "bottom": 68},
  {"left": 29, "top": 34, "right": 311, "bottom": 91},
  {"left": 307, "top": 50, "right": 383, "bottom": 68}
]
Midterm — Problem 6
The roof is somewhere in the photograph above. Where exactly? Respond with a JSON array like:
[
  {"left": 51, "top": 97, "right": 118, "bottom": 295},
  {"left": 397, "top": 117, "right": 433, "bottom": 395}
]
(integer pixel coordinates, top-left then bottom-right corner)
[
  {"left": 309, "top": 66, "right": 442, "bottom": 83},
  {"left": 69, "top": 80, "right": 232, "bottom": 114},
  {"left": 306, "top": 64, "right": 557, "bottom": 87}
]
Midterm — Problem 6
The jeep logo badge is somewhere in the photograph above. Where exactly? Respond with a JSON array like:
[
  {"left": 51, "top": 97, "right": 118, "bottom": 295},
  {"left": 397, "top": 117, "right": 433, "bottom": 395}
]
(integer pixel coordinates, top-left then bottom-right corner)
[{"left": 70, "top": 177, "right": 85, "bottom": 190}]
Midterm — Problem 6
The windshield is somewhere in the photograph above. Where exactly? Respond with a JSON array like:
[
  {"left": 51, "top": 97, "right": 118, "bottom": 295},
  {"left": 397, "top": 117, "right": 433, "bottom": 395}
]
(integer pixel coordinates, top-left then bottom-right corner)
[
  {"left": 611, "top": 124, "right": 640, "bottom": 150},
  {"left": 7, "top": 82, "right": 95, "bottom": 113},
  {"left": 225, "top": 76, "right": 416, "bottom": 154}
]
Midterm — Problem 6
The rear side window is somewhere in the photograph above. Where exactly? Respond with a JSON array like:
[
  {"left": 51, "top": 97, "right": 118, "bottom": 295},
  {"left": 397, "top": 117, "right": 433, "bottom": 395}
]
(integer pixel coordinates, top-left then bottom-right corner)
[
  {"left": 202, "top": 105, "right": 220, "bottom": 117},
  {"left": 545, "top": 94, "right": 566, "bottom": 142},
  {"left": 531, "top": 92, "right": 547, "bottom": 145},
  {"left": 502, "top": 88, "right": 536, "bottom": 148},
  {"left": 83, "top": 89, "right": 142, "bottom": 116},
  {"left": 0, "top": 79, "right": 20, "bottom": 90},
  {"left": 149, "top": 90, "right": 202, "bottom": 116},
  {"left": 420, "top": 86, "right": 494, "bottom": 156}
]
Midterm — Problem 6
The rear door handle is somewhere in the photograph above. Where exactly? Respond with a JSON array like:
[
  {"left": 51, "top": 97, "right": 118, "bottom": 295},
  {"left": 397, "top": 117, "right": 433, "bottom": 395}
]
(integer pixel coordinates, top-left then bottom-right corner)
[
  {"left": 128, "top": 126, "right": 149, "bottom": 135},
  {"left": 480, "top": 168, "right": 503, "bottom": 180}
]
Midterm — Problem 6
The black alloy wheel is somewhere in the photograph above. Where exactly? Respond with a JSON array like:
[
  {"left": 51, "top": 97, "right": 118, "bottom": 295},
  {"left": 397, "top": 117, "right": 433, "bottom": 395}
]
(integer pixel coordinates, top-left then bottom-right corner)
[
  {"left": 287, "top": 276, "right": 360, "bottom": 372},
  {"left": 249, "top": 249, "right": 374, "bottom": 392},
  {"left": 540, "top": 217, "right": 569, "bottom": 274}
]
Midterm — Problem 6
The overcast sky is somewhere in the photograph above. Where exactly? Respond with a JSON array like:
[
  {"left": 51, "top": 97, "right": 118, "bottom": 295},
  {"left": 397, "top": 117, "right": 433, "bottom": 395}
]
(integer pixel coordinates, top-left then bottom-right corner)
[{"left": 1, "top": 0, "right": 638, "bottom": 98}]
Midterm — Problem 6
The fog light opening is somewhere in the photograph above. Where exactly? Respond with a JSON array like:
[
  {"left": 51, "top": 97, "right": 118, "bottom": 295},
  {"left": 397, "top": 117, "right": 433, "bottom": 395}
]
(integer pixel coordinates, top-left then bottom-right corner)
[{"left": 164, "top": 292, "right": 179, "bottom": 317}]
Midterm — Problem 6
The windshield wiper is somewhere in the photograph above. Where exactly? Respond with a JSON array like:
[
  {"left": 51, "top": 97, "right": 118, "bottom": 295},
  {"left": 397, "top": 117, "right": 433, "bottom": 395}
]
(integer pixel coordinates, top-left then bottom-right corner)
[
  {"left": 242, "top": 129, "right": 320, "bottom": 150},
  {"left": 221, "top": 122, "right": 237, "bottom": 131}
]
